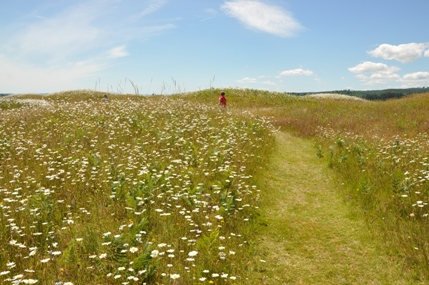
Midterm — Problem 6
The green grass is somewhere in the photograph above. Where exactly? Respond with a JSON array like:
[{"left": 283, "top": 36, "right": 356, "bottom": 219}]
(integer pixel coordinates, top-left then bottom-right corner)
[
  {"left": 251, "top": 132, "right": 425, "bottom": 284},
  {"left": 0, "top": 93, "right": 275, "bottom": 284},
  {"left": 182, "top": 88, "right": 429, "bottom": 280},
  {"left": 3, "top": 88, "right": 429, "bottom": 283}
]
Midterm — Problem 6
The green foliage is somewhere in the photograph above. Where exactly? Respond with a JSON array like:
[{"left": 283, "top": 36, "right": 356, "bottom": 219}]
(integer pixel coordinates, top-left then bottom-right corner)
[{"left": 0, "top": 92, "right": 275, "bottom": 284}]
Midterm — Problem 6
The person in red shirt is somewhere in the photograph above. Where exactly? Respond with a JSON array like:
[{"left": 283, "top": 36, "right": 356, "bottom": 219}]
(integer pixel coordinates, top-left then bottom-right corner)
[{"left": 219, "top": 91, "right": 227, "bottom": 107}]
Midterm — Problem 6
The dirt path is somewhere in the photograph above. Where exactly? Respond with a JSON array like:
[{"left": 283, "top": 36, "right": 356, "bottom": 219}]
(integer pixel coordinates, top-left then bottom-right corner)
[{"left": 253, "top": 132, "right": 421, "bottom": 284}]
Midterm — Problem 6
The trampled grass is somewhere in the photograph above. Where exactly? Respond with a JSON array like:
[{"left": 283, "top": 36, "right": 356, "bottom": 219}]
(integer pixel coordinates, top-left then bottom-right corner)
[
  {"left": 0, "top": 92, "right": 275, "bottom": 284},
  {"left": 183, "top": 88, "right": 429, "bottom": 279},
  {"left": 193, "top": 88, "right": 429, "bottom": 279}
]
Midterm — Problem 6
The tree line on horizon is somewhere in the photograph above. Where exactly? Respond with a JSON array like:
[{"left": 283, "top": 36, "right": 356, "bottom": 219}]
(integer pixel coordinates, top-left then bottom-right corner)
[{"left": 292, "top": 87, "right": 428, "bottom": 101}]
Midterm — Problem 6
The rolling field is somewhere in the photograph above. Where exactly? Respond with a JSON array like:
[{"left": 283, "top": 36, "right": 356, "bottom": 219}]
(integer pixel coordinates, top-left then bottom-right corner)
[{"left": 2, "top": 88, "right": 429, "bottom": 284}]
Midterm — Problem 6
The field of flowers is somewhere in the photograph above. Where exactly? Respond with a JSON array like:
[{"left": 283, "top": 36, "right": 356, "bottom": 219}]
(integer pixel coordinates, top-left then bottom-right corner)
[
  {"left": 0, "top": 93, "right": 274, "bottom": 284},
  {"left": 186, "top": 88, "right": 429, "bottom": 278},
  {"left": 317, "top": 128, "right": 429, "bottom": 273}
]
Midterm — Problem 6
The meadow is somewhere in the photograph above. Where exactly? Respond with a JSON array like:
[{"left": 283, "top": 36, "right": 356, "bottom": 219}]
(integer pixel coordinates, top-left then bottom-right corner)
[
  {"left": 0, "top": 91, "right": 274, "bottom": 284},
  {"left": 2, "top": 88, "right": 429, "bottom": 283},
  {"left": 185, "top": 88, "right": 429, "bottom": 279}
]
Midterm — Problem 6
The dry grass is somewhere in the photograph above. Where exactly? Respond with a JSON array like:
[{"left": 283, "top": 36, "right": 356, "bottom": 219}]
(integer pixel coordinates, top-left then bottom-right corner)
[{"left": 251, "top": 132, "right": 424, "bottom": 284}]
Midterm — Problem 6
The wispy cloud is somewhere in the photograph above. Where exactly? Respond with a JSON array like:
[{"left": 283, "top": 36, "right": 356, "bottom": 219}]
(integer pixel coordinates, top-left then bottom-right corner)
[
  {"left": 106, "top": 46, "right": 129, "bottom": 58},
  {"left": 0, "top": 55, "right": 104, "bottom": 93},
  {"left": 137, "top": 0, "right": 167, "bottom": 17},
  {"left": 12, "top": 3, "right": 101, "bottom": 58},
  {"left": 237, "top": 77, "right": 257, "bottom": 83},
  {"left": 0, "top": 0, "right": 174, "bottom": 92},
  {"left": 279, "top": 69, "right": 313, "bottom": 76},
  {"left": 368, "top": 43, "right": 429, "bottom": 63},
  {"left": 221, "top": 0, "right": 302, "bottom": 37}
]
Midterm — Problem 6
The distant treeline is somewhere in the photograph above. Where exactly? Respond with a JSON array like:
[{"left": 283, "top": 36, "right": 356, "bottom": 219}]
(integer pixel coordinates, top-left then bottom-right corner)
[{"left": 292, "top": 87, "right": 428, "bottom": 101}]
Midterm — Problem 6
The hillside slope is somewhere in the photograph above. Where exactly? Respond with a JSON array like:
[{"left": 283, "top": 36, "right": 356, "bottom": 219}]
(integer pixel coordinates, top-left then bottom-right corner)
[{"left": 252, "top": 131, "right": 423, "bottom": 284}]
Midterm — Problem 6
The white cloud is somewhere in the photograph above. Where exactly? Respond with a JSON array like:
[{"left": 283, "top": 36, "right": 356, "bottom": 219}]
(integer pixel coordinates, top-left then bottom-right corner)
[
  {"left": 348, "top": 61, "right": 399, "bottom": 74},
  {"left": 9, "top": 0, "right": 173, "bottom": 59},
  {"left": 221, "top": 0, "right": 302, "bottom": 37},
  {"left": 350, "top": 61, "right": 429, "bottom": 87},
  {"left": 400, "top": 72, "right": 429, "bottom": 88},
  {"left": 236, "top": 77, "right": 257, "bottom": 83},
  {"left": 138, "top": 0, "right": 167, "bottom": 17},
  {"left": 0, "top": 55, "right": 104, "bottom": 93},
  {"left": 368, "top": 43, "right": 429, "bottom": 63},
  {"left": 348, "top": 61, "right": 401, "bottom": 85},
  {"left": 0, "top": 0, "right": 174, "bottom": 92},
  {"left": 106, "top": 46, "right": 129, "bottom": 58},
  {"left": 261, "top": 80, "right": 276, "bottom": 85},
  {"left": 403, "top": 71, "right": 429, "bottom": 81},
  {"left": 425, "top": 49, "right": 429, "bottom": 57},
  {"left": 12, "top": 4, "right": 100, "bottom": 58},
  {"left": 279, "top": 68, "right": 313, "bottom": 76}
]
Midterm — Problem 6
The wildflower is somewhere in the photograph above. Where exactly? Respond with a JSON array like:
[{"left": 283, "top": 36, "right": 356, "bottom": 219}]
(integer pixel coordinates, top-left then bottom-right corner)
[
  {"left": 214, "top": 215, "right": 223, "bottom": 220},
  {"left": 170, "top": 274, "right": 180, "bottom": 279},
  {"left": 150, "top": 250, "right": 159, "bottom": 258},
  {"left": 99, "top": 253, "right": 107, "bottom": 259},
  {"left": 0, "top": 271, "right": 10, "bottom": 276},
  {"left": 41, "top": 258, "right": 50, "bottom": 263},
  {"left": 129, "top": 247, "right": 138, "bottom": 253},
  {"left": 188, "top": 250, "right": 198, "bottom": 257},
  {"left": 64, "top": 283, "right": 74, "bottom": 285},
  {"left": 6, "top": 262, "right": 16, "bottom": 268},
  {"left": 23, "top": 279, "right": 38, "bottom": 284}
]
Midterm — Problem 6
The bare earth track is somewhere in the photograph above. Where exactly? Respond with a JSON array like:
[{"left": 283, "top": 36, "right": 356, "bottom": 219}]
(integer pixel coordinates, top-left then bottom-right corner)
[{"left": 253, "top": 132, "right": 423, "bottom": 284}]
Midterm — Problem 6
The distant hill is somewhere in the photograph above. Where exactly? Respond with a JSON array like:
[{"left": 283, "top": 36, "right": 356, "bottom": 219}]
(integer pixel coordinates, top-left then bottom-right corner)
[{"left": 291, "top": 87, "right": 428, "bottom": 101}]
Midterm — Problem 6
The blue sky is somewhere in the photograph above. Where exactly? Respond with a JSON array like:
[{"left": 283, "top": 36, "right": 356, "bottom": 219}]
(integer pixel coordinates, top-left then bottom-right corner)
[{"left": 1, "top": 0, "right": 429, "bottom": 94}]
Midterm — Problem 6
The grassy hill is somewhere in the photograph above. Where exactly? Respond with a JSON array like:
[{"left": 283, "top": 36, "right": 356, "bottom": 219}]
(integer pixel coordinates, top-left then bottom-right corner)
[{"left": 1, "top": 89, "right": 429, "bottom": 283}]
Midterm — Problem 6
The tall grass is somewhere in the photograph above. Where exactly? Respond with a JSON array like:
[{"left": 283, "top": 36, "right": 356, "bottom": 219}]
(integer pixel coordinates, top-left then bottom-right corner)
[
  {"left": 0, "top": 93, "right": 275, "bottom": 284},
  {"left": 193, "top": 89, "right": 429, "bottom": 277},
  {"left": 4, "top": 87, "right": 429, "bottom": 280}
]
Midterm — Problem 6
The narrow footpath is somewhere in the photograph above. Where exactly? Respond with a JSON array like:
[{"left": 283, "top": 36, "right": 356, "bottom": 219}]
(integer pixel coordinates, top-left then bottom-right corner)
[{"left": 253, "top": 132, "right": 422, "bottom": 285}]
